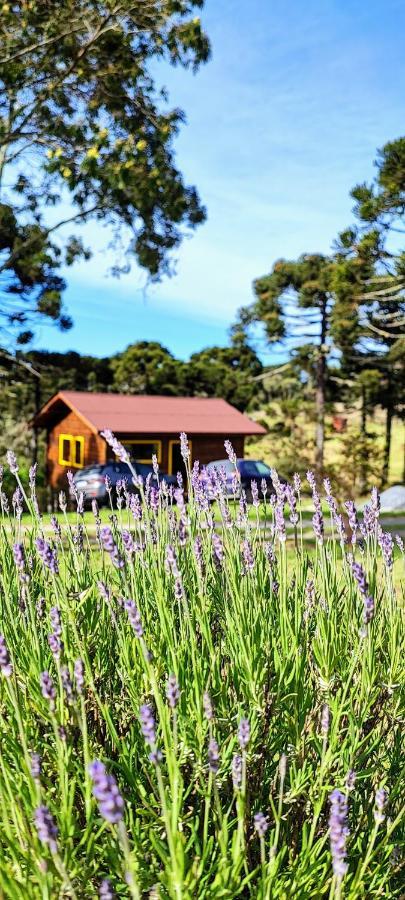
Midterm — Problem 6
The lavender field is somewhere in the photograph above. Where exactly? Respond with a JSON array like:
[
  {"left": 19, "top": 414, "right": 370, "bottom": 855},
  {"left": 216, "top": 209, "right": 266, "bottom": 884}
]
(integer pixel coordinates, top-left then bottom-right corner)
[{"left": 0, "top": 435, "right": 404, "bottom": 899}]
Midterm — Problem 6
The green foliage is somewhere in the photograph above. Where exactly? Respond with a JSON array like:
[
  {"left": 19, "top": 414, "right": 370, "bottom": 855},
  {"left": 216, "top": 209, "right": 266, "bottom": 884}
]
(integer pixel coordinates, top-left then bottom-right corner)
[
  {"left": 351, "top": 137, "right": 405, "bottom": 228},
  {"left": 111, "top": 341, "right": 185, "bottom": 395},
  {"left": 0, "top": 0, "right": 210, "bottom": 343},
  {"left": 186, "top": 335, "right": 262, "bottom": 410}
]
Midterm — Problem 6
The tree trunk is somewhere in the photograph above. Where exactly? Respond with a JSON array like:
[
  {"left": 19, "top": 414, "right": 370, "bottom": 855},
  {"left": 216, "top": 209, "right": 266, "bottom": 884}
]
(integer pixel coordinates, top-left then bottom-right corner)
[
  {"left": 382, "top": 400, "right": 393, "bottom": 488},
  {"left": 315, "top": 299, "right": 327, "bottom": 473},
  {"left": 358, "top": 384, "right": 367, "bottom": 495},
  {"left": 32, "top": 375, "right": 41, "bottom": 465}
]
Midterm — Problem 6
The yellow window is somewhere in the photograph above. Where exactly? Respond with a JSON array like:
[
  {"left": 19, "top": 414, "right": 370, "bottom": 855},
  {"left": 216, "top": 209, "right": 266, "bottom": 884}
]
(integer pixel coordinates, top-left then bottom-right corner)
[{"left": 58, "top": 434, "right": 84, "bottom": 468}]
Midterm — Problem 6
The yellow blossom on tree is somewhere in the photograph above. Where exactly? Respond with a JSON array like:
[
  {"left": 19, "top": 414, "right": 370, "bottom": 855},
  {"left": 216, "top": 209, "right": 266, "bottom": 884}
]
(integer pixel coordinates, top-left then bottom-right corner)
[
  {"left": 136, "top": 139, "right": 147, "bottom": 152},
  {"left": 86, "top": 147, "right": 99, "bottom": 160},
  {"left": 62, "top": 167, "right": 72, "bottom": 178}
]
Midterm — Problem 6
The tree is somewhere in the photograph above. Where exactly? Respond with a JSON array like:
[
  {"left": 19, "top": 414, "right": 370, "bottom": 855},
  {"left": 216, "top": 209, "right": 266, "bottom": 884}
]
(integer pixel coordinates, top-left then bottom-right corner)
[
  {"left": 0, "top": 1, "right": 210, "bottom": 345},
  {"left": 111, "top": 341, "right": 185, "bottom": 394},
  {"left": 238, "top": 254, "right": 335, "bottom": 471},
  {"left": 332, "top": 224, "right": 405, "bottom": 486},
  {"left": 185, "top": 332, "right": 262, "bottom": 410}
]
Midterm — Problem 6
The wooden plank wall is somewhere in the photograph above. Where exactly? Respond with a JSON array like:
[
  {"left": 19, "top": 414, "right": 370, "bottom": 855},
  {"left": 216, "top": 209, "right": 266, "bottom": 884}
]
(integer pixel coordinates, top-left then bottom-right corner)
[{"left": 48, "top": 410, "right": 106, "bottom": 489}]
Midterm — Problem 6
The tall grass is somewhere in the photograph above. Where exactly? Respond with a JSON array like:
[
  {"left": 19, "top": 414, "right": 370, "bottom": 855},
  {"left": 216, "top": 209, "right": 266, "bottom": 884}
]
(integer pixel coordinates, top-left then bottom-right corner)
[{"left": 0, "top": 440, "right": 403, "bottom": 898}]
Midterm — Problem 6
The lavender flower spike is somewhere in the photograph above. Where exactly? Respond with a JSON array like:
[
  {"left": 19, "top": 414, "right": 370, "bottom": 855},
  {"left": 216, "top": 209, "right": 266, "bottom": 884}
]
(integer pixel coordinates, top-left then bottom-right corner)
[
  {"left": 166, "top": 674, "right": 180, "bottom": 709},
  {"left": 124, "top": 600, "right": 143, "bottom": 637},
  {"left": 30, "top": 752, "right": 42, "bottom": 780},
  {"left": 238, "top": 717, "right": 250, "bottom": 750},
  {"left": 232, "top": 754, "right": 242, "bottom": 790},
  {"left": 6, "top": 450, "right": 18, "bottom": 475},
  {"left": 208, "top": 738, "right": 220, "bottom": 774},
  {"left": 99, "top": 880, "right": 115, "bottom": 899},
  {"left": 374, "top": 787, "right": 388, "bottom": 824},
  {"left": 100, "top": 429, "right": 129, "bottom": 464},
  {"left": 40, "top": 671, "right": 56, "bottom": 710},
  {"left": 89, "top": 761, "right": 124, "bottom": 824},
  {"left": 329, "top": 789, "right": 349, "bottom": 879},
  {"left": 140, "top": 704, "right": 162, "bottom": 764},
  {"left": 34, "top": 805, "right": 58, "bottom": 854},
  {"left": 254, "top": 811, "right": 269, "bottom": 837},
  {"left": 0, "top": 635, "right": 12, "bottom": 677},
  {"left": 180, "top": 432, "right": 190, "bottom": 461}
]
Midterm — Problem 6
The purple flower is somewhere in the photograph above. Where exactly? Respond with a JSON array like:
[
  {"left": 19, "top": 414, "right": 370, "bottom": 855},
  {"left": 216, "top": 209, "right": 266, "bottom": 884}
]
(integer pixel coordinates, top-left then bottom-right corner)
[
  {"left": 140, "top": 704, "right": 156, "bottom": 744},
  {"left": 251, "top": 480, "right": 260, "bottom": 507},
  {"left": 275, "top": 498, "right": 286, "bottom": 542},
  {"left": 345, "top": 770, "right": 356, "bottom": 792},
  {"left": 208, "top": 738, "right": 220, "bottom": 774},
  {"left": 374, "top": 787, "right": 388, "bottom": 824},
  {"left": 395, "top": 534, "right": 404, "bottom": 553},
  {"left": 344, "top": 501, "right": 359, "bottom": 544},
  {"left": 0, "top": 635, "right": 12, "bottom": 677},
  {"left": 166, "top": 674, "right": 180, "bottom": 709},
  {"left": 378, "top": 529, "right": 393, "bottom": 569},
  {"left": 285, "top": 484, "right": 299, "bottom": 526},
  {"left": 212, "top": 533, "right": 224, "bottom": 570},
  {"left": 100, "top": 430, "right": 129, "bottom": 464},
  {"left": 100, "top": 526, "right": 124, "bottom": 569},
  {"left": 139, "top": 704, "right": 162, "bottom": 764},
  {"left": 74, "top": 658, "right": 84, "bottom": 695},
  {"left": 6, "top": 450, "right": 18, "bottom": 475},
  {"left": 48, "top": 607, "right": 63, "bottom": 659},
  {"left": 254, "top": 811, "right": 269, "bottom": 837},
  {"left": 35, "top": 538, "right": 59, "bottom": 574},
  {"left": 351, "top": 561, "right": 375, "bottom": 630},
  {"left": 321, "top": 704, "right": 330, "bottom": 737},
  {"left": 29, "top": 463, "right": 37, "bottom": 490},
  {"left": 165, "top": 544, "right": 180, "bottom": 578},
  {"left": 242, "top": 538, "right": 254, "bottom": 573},
  {"left": 13, "top": 542, "right": 26, "bottom": 573},
  {"left": 238, "top": 717, "right": 250, "bottom": 750},
  {"left": 312, "top": 509, "right": 324, "bottom": 544},
  {"left": 180, "top": 432, "right": 190, "bottom": 461},
  {"left": 12, "top": 487, "right": 23, "bottom": 519},
  {"left": 61, "top": 666, "right": 73, "bottom": 701},
  {"left": 224, "top": 440, "right": 237, "bottom": 465},
  {"left": 203, "top": 691, "right": 214, "bottom": 722},
  {"left": 124, "top": 600, "right": 143, "bottom": 637},
  {"left": 40, "top": 671, "right": 56, "bottom": 710},
  {"left": 293, "top": 473, "right": 301, "bottom": 493},
  {"left": 99, "top": 880, "right": 114, "bottom": 899},
  {"left": 89, "top": 761, "right": 124, "bottom": 824},
  {"left": 34, "top": 805, "right": 58, "bottom": 854},
  {"left": 58, "top": 491, "right": 67, "bottom": 513},
  {"left": 232, "top": 753, "right": 242, "bottom": 790},
  {"left": 193, "top": 536, "right": 205, "bottom": 576},
  {"left": 30, "top": 752, "right": 41, "bottom": 780},
  {"left": 329, "top": 789, "right": 349, "bottom": 879}
]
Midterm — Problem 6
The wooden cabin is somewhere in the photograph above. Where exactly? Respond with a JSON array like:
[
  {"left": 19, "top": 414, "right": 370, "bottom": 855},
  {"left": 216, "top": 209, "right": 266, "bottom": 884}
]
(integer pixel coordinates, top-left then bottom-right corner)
[{"left": 33, "top": 391, "right": 266, "bottom": 489}]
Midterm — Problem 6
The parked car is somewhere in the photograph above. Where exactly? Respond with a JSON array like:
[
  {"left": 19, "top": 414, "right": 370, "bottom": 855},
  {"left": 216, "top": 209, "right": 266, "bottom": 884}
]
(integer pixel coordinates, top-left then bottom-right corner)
[
  {"left": 71, "top": 460, "right": 176, "bottom": 505},
  {"left": 202, "top": 458, "right": 284, "bottom": 502}
]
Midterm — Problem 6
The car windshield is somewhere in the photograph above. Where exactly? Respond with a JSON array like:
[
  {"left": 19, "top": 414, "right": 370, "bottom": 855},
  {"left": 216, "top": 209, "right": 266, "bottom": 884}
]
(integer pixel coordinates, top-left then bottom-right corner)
[
  {"left": 238, "top": 460, "right": 272, "bottom": 477},
  {"left": 206, "top": 459, "right": 235, "bottom": 474},
  {"left": 76, "top": 465, "right": 103, "bottom": 478}
]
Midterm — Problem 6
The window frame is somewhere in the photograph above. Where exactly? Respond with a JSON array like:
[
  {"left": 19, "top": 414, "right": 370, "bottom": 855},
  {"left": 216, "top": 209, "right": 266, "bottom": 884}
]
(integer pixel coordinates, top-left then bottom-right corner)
[
  {"left": 58, "top": 433, "right": 85, "bottom": 468},
  {"left": 120, "top": 439, "right": 162, "bottom": 464}
]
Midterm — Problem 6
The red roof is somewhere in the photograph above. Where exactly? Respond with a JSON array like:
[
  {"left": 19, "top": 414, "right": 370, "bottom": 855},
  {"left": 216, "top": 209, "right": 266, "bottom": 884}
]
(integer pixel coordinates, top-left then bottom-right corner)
[{"left": 34, "top": 391, "right": 266, "bottom": 436}]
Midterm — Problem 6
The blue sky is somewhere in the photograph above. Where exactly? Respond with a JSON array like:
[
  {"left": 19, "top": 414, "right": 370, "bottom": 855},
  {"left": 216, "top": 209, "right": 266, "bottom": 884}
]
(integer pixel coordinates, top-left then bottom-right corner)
[{"left": 37, "top": 0, "right": 405, "bottom": 362}]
